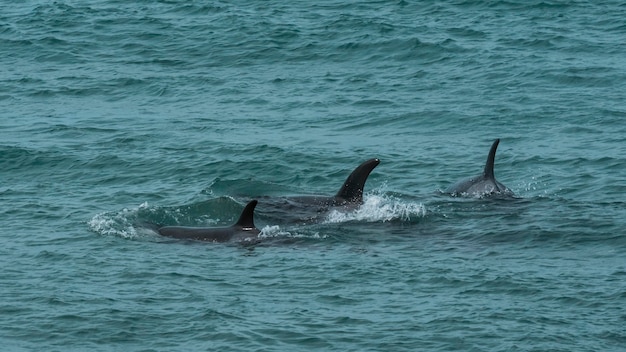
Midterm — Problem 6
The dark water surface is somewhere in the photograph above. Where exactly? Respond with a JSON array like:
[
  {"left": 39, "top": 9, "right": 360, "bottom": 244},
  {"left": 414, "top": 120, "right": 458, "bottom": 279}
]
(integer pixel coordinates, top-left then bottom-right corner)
[{"left": 1, "top": 1, "right": 625, "bottom": 351}]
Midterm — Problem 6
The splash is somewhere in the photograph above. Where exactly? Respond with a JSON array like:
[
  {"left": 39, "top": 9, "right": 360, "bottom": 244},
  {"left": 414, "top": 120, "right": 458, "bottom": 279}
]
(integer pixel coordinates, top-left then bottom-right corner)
[
  {"left": 259, "top": 225, "right": 288, "bottom": 238},
  {"left": 88, "top": 202, "right": 150, "bottom": 239},
  {"left": 324, "top": 191, "right": 426, "bottom": 224},
  {"left": 258, "top": 225, "right": 328, "bottom": 240}
]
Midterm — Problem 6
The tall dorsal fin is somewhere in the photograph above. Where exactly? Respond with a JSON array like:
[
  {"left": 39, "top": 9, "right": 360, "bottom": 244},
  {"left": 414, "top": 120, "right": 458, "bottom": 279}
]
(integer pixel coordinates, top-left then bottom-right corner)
[
  {"left": 483, "top": 139, "right": 500, "bottom": 179},
  {"left": 335, "top": 158, "right": 380, "bottom": 203},
  {"left": 234, "top": 200, "right": 258, "bottom": 229}
]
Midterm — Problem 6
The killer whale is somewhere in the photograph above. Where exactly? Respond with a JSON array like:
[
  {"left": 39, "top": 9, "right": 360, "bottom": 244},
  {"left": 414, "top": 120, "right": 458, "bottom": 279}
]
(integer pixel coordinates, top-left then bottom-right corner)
[
  {"left": 156, "top": 200, "right": 260, "bottom": 242},
  {"left": 257, "top": 158, "right": 380, "bottom": 222},
  {"left": 445, "top": 139, "right": 514, "bottom": 197},
  {"left": 288, "top": 158, "right": 380, "bottom": 206}
]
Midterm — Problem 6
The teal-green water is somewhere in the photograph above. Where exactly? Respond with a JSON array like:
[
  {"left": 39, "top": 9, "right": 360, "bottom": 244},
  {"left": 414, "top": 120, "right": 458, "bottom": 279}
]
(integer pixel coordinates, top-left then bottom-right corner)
[{"left": 1, "top": 1, "right": 625, "bottom": 351}]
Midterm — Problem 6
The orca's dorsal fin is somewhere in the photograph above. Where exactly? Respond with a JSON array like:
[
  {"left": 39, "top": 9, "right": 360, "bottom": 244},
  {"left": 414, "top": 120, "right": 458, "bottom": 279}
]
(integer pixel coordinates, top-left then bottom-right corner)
[
  {"left": 483, "top": 139, "right": 500, "bottom": 180},
  {"left": 335, "top": 158, "right": 380, "bottom": 203},
  {"left": 234, "top": 200, "right": 258, "bottom": 229}
]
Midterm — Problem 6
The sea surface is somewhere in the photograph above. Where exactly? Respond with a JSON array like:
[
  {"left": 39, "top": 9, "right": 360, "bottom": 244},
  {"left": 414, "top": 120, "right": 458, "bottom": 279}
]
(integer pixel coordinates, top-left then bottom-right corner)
[{"left": 1, "top": 1, "right": 625, "bottom": 351}]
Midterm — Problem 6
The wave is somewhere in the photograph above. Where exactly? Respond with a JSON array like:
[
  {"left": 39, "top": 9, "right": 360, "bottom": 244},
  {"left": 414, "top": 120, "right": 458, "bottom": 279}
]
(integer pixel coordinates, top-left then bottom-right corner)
[{"left": 88, "top": 202, "right": 151, "bottom": 239}]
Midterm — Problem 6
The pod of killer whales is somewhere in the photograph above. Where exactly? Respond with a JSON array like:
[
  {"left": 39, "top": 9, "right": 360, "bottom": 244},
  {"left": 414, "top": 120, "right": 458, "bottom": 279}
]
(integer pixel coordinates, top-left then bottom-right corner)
[{"left": 150, "top": 139, "right": 511, "bottom": 243}]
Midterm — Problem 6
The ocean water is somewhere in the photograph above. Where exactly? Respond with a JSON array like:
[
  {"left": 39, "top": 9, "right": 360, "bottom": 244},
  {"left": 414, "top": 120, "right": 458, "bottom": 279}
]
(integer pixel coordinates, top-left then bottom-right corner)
[{"left": 1, "top": 1, "right": 626, "bottom": 351}]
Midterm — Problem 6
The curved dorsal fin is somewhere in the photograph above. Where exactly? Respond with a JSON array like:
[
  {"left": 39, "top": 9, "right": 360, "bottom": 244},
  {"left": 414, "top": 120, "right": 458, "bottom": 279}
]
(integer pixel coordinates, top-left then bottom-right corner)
[
  {"left": 234, "top": 200, "right": 258, "bottom": 229},
  {"left": 483, "top": 139, "right": 500, "bottom": 179},
  {"left": 335, "top": 158, "right": 380, "bottom": 203}
]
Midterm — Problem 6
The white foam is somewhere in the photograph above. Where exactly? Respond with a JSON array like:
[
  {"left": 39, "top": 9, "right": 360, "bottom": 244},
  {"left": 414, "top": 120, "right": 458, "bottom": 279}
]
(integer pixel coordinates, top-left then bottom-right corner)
[
  {"left": 259, "top": 225, "right": 289, "bottom": 238},
  {"left": 324, "top": 190, "right": 426, "bottom": 224},
  {"left": 88, "top": 202, "right": 151, "bottom": 239},
  {"left": 258, "top": 225, "right": 328, "bottom": 240}
]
